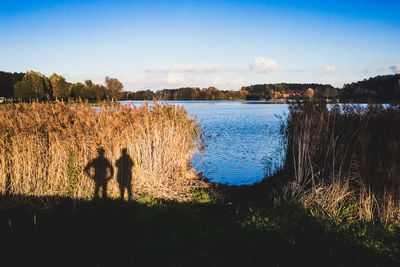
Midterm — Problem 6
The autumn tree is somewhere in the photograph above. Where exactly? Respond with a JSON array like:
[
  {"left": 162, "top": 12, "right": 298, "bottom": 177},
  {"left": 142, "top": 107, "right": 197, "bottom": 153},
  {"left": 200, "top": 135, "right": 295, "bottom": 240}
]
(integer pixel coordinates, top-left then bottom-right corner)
[
  {"left": 85, "top": 80, "right": 106, "bottom": 100},
  {"left": 304, "top": 88, "right": 315, "bottom": 99},
  {"left": 105, "top": 76, "right": 123, "bottom": 100},
  {"left": 14, "top": 71, "right": 51, "bottom": 99},
  {"left": 84, "top": 80, "right": 93, "bottom": 88},
  {"left": 69, "top": 83, "right": 87, "bottom": 99},
  {"left": 50, "top": 73, "right": 69, "bottom": 99},
  {"left": 239, "top": 87, "right": 248, "bottom": 99},
  {"left": 134, "top": 90, "right": 155, "bottom": 100}
]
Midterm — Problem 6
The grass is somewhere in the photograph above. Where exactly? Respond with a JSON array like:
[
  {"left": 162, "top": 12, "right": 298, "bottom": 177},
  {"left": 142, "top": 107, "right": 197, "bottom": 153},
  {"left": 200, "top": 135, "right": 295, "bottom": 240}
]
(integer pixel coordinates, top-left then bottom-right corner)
[
  {"left": 0, "top": 193, "right": 399, "bottom": 266},
  {"left": 280, "top": 102, "right": 400, "bottom": 226},
  {"left": 1, "top": 101, "right": 399, "bottom": 265},
  {"left": 0, "top": 101, "right": 205, "bottom": 201}
]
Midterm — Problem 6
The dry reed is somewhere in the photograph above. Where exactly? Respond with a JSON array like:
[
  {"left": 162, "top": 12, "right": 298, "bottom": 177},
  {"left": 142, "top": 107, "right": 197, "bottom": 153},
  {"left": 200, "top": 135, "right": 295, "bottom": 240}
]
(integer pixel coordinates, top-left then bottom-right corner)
[
  {"left": 0, "top": 101, "right": 205, "bottom": 202},
  {"left": 281, "top": 102, "right": 400, "bottom": 226}
]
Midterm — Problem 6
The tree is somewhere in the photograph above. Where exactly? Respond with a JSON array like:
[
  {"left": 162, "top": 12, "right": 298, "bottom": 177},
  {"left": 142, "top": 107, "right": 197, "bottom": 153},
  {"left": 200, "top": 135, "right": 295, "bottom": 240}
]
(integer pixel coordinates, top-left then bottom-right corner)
[
  {"left": 304, "top": 88, "right": 315, "bottom": 99},
  {"left": 134, "top": 90, "right": 155, "bottom": 100},
  {"left": 69, "top": 83, "right": 87, "bottom": 99},
  {"left": 105, "top": 76, "right": 123, "bottom": 100},
  {"left": 84, "top": 80, "right": 106, "bottom": 100},
  {"left": 341, "top": 74, "right": 400, "bottom": 102},
  {"left": 14, "top": 71, "right": 51, "bottom": 99},
  {"left": 239, "top": 87, "right": 248, "bottom": 99},
  {"left": 0, "top": 71, "right": 25, "bottom": 98},
  {"left": 84, "top": 80, "right": 94, "bottom": 88},
  {"left": 50, "top": 73, "right": 69, "bottom": 99}
]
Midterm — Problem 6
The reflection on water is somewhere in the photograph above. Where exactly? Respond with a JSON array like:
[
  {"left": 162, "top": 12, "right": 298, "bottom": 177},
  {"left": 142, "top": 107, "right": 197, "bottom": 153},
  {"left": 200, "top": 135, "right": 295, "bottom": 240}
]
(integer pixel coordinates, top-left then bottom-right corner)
[{"left": 119, "top": 101, "right": 288, "bottom": 185}]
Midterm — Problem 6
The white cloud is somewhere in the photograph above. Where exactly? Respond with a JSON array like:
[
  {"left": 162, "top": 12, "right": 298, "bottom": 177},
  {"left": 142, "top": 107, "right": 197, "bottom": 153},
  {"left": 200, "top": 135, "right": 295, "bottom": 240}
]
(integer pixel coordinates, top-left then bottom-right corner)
[
  {"left": 323, "top": 65, "right": 336, "bottom": 73},
  {"left": 233, "top": 64, "right": 251, "bottom": 72},
  {"left": 389, "top": 65, "right": 400, "bottom": 73},
  {"left": 249, "top": 57, "right": 278, "bottom": 72},
  {"left": 231, "top": 76, "right": 246, "bottom": 86},
  {"left": 123, "top": 57, "right": 279, "bottom": 90},
  {"left": 144, "top": 57, "right": 279, "bottom": 75},
  {"left": 166, "top": 72, "right": 185, "bottom": 84},
  {"left": 126, "top": 72, "right": 186, "bottom": 86},
  {"left": 125, "top": 73, "right": 148, "bottom": 84},
  {"left": 187, "top": 75, "right": 245, "bottom": 88},
  {"left": 145, "top": 62, "right": 223, "bottom": 73},
  {"left": 123, "top": 72, "right": 246, "bottom": 91}
]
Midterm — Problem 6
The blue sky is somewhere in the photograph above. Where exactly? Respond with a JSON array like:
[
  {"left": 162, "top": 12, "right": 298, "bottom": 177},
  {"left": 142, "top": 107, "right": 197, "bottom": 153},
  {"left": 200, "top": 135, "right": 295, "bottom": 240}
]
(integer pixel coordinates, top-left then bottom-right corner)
[{"left": 1, "top": 0, "right": 400, "bottom": 90}]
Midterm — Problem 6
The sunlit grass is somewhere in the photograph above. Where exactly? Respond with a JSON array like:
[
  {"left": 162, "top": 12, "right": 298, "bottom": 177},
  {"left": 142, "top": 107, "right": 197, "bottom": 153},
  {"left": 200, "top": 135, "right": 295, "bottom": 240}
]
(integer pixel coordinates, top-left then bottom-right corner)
[{"left": 0, "top": 101, "right": 206, "bottom": 201}]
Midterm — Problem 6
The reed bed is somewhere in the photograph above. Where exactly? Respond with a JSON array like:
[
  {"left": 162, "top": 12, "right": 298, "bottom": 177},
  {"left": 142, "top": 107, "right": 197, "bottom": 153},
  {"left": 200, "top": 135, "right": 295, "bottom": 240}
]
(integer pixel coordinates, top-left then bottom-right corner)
[
  {"left": 281, "top": 102, "right": 400, "bottom": 226},
  {"left": 0, "top": 101, "right": 205, "bottom": 202}
]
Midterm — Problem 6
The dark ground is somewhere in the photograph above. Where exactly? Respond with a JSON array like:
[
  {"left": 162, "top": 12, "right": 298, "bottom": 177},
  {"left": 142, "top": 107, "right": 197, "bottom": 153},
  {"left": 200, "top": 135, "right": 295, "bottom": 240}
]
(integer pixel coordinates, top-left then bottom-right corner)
[{"left": 0, "top": 182, "right": 399, "bottom": 267}]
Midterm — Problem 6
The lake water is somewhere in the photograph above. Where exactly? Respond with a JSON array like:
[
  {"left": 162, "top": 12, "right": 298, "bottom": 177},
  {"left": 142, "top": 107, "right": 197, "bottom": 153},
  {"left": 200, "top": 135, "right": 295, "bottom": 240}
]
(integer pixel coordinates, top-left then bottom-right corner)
[{"left": 119, "top": 101, "right": 288, "bottom": 185}]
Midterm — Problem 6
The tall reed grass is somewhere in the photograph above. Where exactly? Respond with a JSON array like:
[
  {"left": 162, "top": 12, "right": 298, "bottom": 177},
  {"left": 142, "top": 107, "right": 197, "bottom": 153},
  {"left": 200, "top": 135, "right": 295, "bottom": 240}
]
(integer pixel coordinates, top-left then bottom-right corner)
[
  {"left": 281, "top": 102, "right": 400, "bottom": 226},
  {"left": 0, "top": 101, "right": 205, "bottom": 202}
]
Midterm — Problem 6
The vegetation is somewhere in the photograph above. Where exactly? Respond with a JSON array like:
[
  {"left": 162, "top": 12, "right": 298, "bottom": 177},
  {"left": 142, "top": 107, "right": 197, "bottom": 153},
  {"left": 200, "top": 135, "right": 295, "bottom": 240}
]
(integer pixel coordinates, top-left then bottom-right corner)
[
  {"left": 122, "top": 86, "right": 247, "bottom": 101},
  {"left": 241, "top": 83, "right": 336, "bottom": 100},
  {"left": 0, "top": 71, "right": 25, "bottom": 98},
  {"left": 341, "top": 74, "right": 400, "bottom": 103},
  {"left": 2, "top": 70, "right": 400, "bottom": 102},
  {"left": 0, "top": 102, "right": 204, "bottom": 201},
  {"left": 1, "top": 77, "right": 400, "bottom": 265},
  {"left": 0, "top": 101, "right": 399, "bottom": 265},
  {"left": 13, "top": 70, "right": 52, "bottom": 99},
  {"left": 1, "top": 189, "right": 399, "bottom": 266},
  {"left": 105, "top": 76, "right": 124, "bottom": 100},
  {"left": 279, "top": 102, "right": 400, "bottom": 226},
  {"left": 0, "top": 70, "right": 123, "bottom": 102},
  {"left": 122, "top": 83, "right": 338, "bottom": 101},
  {"left": 49, "top": 73, "right": 70, "bottom": 99}
]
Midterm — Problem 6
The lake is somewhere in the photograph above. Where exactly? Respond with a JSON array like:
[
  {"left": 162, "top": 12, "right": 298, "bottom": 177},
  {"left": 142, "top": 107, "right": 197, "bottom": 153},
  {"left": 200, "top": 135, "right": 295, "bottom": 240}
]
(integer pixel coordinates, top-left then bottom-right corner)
[{"left": 119, "top": 101, "right": 288, "bottom": 185}]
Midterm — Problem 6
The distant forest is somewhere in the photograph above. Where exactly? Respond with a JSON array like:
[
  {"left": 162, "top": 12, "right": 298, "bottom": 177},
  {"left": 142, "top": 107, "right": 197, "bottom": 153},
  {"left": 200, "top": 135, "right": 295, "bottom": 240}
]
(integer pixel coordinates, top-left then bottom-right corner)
[
  {"left": 341, "top": 74, "right": 400, "bottom": 102},
  {"left": 122, "top": 83, "right": 336, "bottom": 101},
  {"left": 0, "top": 71, "right": 123, "bottom": 101},
  {"left": 1, "top": 71, "right": 400, "bottom": 102}
]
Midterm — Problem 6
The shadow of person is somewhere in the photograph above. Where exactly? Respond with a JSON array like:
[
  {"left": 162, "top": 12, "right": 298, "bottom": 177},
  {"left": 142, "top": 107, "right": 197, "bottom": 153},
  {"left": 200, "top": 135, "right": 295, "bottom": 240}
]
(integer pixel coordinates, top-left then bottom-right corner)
[
  {"left": 5, "top": 173, "right": 11, "bottom": 196},
  {"left": 116, "top": 148, "right": 134, "bottom": 200},
  {"left": 84, "top": 148, "right": 114, "bottom": 199}
]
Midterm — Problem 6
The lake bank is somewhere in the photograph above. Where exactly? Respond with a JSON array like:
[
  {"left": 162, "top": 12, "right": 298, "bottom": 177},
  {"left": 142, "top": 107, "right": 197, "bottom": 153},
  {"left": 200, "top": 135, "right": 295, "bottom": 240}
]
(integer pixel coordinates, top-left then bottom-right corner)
[
  {"left": 1, "top": 187, "right": 399, "bottom": 266},
  {"left": 1, "top": 101, "right": 400, "bottom": 265}
]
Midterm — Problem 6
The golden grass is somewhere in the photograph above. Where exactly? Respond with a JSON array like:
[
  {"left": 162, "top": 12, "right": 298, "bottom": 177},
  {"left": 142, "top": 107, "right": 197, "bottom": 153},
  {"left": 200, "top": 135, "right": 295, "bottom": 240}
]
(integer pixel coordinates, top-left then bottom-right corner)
[{"left": 0, "top": 101, "right": 206, "bottom": 201}]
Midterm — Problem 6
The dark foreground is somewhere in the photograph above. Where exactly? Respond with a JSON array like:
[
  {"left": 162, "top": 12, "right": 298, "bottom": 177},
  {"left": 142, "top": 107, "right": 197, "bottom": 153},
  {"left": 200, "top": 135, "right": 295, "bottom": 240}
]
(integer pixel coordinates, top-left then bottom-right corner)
[{"left": 1, "top": 189, "right": 399, "bottom": 267}]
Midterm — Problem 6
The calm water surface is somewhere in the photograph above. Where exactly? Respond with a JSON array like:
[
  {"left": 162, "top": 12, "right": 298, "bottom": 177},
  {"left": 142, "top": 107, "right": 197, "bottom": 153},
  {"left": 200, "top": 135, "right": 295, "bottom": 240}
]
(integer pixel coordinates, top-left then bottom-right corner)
[{"left": 120, "top": 101, "right": 288, "bottom": 185}]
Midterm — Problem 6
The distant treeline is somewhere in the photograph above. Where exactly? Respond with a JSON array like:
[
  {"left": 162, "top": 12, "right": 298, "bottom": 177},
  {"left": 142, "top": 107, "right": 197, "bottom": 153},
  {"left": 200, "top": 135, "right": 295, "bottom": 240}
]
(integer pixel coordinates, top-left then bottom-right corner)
[
  {"left": 121, "top": 87, "right": 247, "bottom": 101},
  {"left": 121, "top": 84, "right": 337, "bottom": 101},
  {"left": 0, "top": 71, "right": 25, "bottom": 98},
  {"left": 1, "top": 70, "right": 400, "bottom": 102},
  {"left": 119, "top": 75, "right": 400, "bottom": 102},
  {"left": 241, "top": 83, "right": 338, "bottom": 100},
  {"left": 0, "top": 71, "right": 123, "bottom": 101},
  {"left": 341, "top": 74, "right": 400, "bottom": 103}
]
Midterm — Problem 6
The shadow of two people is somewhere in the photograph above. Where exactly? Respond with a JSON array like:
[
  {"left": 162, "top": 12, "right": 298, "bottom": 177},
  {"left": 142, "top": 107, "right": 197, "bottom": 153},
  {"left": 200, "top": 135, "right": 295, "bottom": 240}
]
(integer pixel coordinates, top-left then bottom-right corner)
[{"left": 84, "top": 148, "right": 133, "bottom": 200}]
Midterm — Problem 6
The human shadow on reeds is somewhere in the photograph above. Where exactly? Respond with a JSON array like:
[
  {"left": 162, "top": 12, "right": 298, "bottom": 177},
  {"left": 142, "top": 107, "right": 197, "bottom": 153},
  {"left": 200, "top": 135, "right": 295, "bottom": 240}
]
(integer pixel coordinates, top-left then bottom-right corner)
[
  {"left": 116, "top": 148, "right": 134, "bottom": 200},
  {"left": 5, "top": 173, "right": 11, "bottom": 196},
  {"left": 84, "top": 148, "right": 114, "bottom": 199}
]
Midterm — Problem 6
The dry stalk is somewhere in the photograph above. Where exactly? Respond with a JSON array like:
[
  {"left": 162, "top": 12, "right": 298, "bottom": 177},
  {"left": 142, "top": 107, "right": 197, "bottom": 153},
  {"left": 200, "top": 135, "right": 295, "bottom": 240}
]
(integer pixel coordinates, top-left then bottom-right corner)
[{"left": 0, "top": 101, "right": 207, "bottom": 202}]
